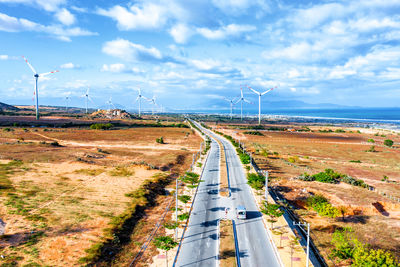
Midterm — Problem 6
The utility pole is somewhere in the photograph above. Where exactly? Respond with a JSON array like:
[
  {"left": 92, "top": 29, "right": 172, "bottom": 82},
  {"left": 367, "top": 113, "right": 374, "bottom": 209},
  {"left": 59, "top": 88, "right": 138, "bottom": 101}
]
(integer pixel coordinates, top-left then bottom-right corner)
[
  {"left": 294, "top": 221, "right": 310, "bottom": 267},
  {"left": 263, "top": 170, "right": 269, "bottom": 201}
]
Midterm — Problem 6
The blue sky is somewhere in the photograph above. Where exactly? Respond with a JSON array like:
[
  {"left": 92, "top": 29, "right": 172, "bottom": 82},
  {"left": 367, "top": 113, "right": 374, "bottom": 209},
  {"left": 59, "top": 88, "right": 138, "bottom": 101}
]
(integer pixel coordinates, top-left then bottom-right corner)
[{"left": 1, "top": 0, "right": 400, "bottom": 112}]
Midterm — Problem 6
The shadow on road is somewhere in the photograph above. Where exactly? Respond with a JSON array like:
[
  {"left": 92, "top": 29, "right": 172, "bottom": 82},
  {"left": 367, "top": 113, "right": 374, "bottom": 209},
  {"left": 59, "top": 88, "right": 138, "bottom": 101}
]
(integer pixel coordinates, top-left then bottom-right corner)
[{"left": 200, "top": 219, "right": 219, "bottom": 227}]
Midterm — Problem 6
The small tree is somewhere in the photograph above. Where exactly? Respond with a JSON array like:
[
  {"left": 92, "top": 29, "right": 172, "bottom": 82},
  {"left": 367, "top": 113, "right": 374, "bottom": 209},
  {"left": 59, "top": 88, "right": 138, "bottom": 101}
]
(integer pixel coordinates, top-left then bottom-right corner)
[
  {"left": 384, "top": 139, "right": 394, "bottom": 147},
  {"left": 338, "top": 206, "right": 347, "bottom": 222},
  {"left": 272, "top": 227, "right": 288, "bottom": 248},
  {"left": 260, "top": 202, "right": 284, "bottom": 229},
  {"left": 154, "top": 236, "right": 178, "bottom": 267}
]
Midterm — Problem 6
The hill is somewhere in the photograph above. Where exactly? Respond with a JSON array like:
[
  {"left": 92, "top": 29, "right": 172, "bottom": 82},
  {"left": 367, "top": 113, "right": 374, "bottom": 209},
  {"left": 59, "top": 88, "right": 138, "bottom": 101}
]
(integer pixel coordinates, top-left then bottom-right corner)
[{"left": 0, "top": 102, "right": 19, "bottom": 111}]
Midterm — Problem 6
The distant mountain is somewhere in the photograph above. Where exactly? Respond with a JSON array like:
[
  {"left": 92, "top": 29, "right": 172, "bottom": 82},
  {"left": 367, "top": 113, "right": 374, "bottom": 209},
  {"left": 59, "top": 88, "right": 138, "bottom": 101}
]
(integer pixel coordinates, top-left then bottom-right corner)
[{"left": 0, "top": 102, "right": 19, "bottom": 111}]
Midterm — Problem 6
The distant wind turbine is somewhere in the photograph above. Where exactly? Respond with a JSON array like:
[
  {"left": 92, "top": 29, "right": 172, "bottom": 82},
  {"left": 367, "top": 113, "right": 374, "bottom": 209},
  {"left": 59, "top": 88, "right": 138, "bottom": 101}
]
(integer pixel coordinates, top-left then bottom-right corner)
[
  {"left": 247, "top": 85, "right": 276, "bottom": 125},
  {"left": 135, "top": 88, "right": 148, "bottom": 117},
  {"left": 236, "top": 87, "right": 252, "bottom": 121},
  {"left": 224, "top": 97, "right": 238, "bottom": 119},
  {"left": 81, "top": 88, "right": 93, "bottom": 114},
  {"left": 148, "top": 95, "right": 157, "bottom": 115},
  {"left": 22, "top": 56, "right": 59, "bottom": 120},
  {"left": 106, "top": 97, "right": 115, "bottom": 111},
  {"left": 65, "top": 92, "right": 71, "bottom": 112}
]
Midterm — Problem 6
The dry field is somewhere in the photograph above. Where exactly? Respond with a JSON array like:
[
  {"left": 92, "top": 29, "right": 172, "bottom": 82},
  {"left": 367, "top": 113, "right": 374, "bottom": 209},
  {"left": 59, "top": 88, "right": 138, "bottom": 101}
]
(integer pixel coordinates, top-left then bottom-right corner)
[
  {"left": 215, "top": 123, "right": 400, "bottom": 264},
  {"left": 0, "top": 123, "right": 202, "bottom": 266}
]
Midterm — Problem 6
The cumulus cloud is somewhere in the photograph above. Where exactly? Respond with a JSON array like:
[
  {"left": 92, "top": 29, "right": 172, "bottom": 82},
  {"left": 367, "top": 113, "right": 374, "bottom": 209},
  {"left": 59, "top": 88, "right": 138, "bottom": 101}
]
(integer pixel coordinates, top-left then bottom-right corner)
[
  {"left": 55, "top": 8, "right": 75, "bottom": 26},
  {"left": 169, "top": 23, "right": 192, "bottom": 44},
  {"left": 0, "top": 12, "right": 96, "bottom": 41},
  {"left": 0, "top": 0, "right": 66, "bottom": 12},
  {"left": 102, "top": 38, "right": 164, "bottom": 62},
  {"left": 212, "top": 0, "right": 270, "bottom": 16},
  {"left": 197, "top": 24, "right": 256, "bottom": 40},
  {"left": 97, "top": 3, "right": 167, "bottom": 30},
  {"left": 0, "top": 54, "right": 9, "bottom": 60}
]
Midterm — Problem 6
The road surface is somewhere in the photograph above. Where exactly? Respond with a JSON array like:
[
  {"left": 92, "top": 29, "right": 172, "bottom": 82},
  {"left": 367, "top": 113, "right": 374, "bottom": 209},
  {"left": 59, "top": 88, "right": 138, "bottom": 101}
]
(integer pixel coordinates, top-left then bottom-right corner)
[
  {"left": 204, "top": 125, "right": 282, "bottom": 267},
  {"left": 174, "top": 130, "right": 221, "bottom": 267}
]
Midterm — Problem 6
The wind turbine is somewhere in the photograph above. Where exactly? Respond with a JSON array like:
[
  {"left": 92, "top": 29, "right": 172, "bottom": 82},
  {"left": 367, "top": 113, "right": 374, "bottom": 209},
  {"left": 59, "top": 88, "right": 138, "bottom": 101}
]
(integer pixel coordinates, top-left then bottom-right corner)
[
  {"left": 106, "top": 97, "right": 115, "bottom": 111},
  {"left": 65, "top": 93, "right": 71, "bottom": 112},
  {"left": 148, "top": 95, "right": 157, "bottom": 115},
  {"left": 224, "top": 97, "right": 237, "bottom": 119},
  {"left": 22, "top": 56, "right": 59, "bottom": 120},
  {"left": 81, "top": 88, "right": 93, "bottom": 114},
  {"left": 236, "top": 87, "right": 252, "bottom": 121},
  {"left": 135, "top": 88, "right": 148, "bottom": 117},
  {"left": 247, "top": 85, "right": 276, "bottom": 125}
]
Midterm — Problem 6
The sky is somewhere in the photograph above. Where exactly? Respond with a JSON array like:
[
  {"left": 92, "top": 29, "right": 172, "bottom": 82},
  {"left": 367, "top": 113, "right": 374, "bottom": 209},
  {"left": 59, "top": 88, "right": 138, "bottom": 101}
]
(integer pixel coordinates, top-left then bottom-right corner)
[{"left": 1, "top": 0, "right": 400, "bottom": 112}]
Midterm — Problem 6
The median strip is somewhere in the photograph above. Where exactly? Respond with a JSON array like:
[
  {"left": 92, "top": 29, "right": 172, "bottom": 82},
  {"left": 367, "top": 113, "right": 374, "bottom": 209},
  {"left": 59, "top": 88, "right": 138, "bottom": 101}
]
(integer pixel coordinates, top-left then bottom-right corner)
[{"left": 219, "top": 219, "right": 237, "bottom": 267}]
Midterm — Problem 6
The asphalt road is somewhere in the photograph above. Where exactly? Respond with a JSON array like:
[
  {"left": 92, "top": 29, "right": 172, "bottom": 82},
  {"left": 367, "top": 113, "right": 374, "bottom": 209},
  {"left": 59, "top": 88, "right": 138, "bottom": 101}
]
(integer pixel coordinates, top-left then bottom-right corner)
[
  {"left": 174, "top": 130, "right": 221, "bottom": 267},
  {"left": 176, "top": 121, "right": 281, "bottom": 267},
  {"left": 205, "top": 126, "right": 282, "bottom": 267}
]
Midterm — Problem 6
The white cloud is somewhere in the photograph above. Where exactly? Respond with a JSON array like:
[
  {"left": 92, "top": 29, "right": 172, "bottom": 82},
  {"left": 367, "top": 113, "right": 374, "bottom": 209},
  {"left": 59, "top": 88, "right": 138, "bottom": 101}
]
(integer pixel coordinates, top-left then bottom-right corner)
[
  {"left": 55, "top": 8, "right": 75, "bottom": 26},
  {"left": 101, "top": 63, "right": 127, "bottom": 73},
  {"left": 197, "top": 24, "right": 256, "bottom": 40},
  {"left": 97, "top": 3, "right": 167, "bottom": 30},
  {"left": 169, "top": 23, "right": 192, "bottom": 44},
  {"left": 0, "top": 12, "right": 96, "bottom": 41},
  {"left": 102, "top": 38, "right": 163, "bottom": 62},
  {"left": 0, "top": 54, "right": 9, "bottom": 60},
  {"left": 60, "top": 62, "right": 79, "bottom": 69},
  {"left": 290, "top": 87, "right": 297, "bottom": 92},
  {"left": 212, "top": 0, "right": 270, "bottom": 16},
  {"left": 0, "top": 0, "right": 66, "bottom": 12}
]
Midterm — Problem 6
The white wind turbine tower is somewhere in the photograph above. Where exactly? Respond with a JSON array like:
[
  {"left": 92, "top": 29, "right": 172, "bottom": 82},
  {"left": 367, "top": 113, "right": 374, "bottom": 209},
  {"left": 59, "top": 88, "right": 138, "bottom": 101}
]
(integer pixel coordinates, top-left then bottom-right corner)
[
  {"left": 224, "top": 97, "right": 238, "bottom": 119},
  {"left": 65, "top": 92, "right": 71, "bottom": 112},
  {"left": 135, "top": 88, "right": 148, "bottom": 117},
  {"left": 148, "top": 95, "right": 157, "bottom": 115},
  {"left": 247, "top": 85, "right": 276, "bottom": 125},
  {"left": 106, "top": 97, "right": 115, "bottom": 111},
  {"left": 81, "top": 88, "right": 93, "bottom": 114},
  {"left": 22, "top": 56, "right": 59, "bottom": 120},
  {"left": 236, "top": 86, "right": 252, "bottom": 121}
]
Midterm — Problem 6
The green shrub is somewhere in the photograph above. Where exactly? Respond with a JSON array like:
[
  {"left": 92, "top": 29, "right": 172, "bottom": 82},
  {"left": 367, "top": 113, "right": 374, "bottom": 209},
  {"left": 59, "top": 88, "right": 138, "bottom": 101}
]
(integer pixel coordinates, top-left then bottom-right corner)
[
  {"left": 367, "top": 139, "right": 375, "bottom": 143},
  {"left": 306, "top": 195, "right": 339, "bottom": 218},
  {"left": 367, "top": 145, "right": 377, "bottom": 152},
  {"left": 335, "top": 129, "right": 346, "bottom": 133},
  {"left": 384, "top": 139, "right": 394, "bottom": 147},
  {"left": 178, "top": 195, "right": 191, "bottom": 203},
  {"left": 164, "top": 221, "right": 179, "bottom": 230},
  {"left": 349, "top": 160, "right": 361, "bottom": 163},
  {"left": 90, "top": 123, "right": 113, "bottom": 130},
  {"left": 178, "top": 213, "right": 189, "bottom": 221},
  {"left": 156, "top": 136, "right": 165, "bottom": 144},
  {"left": 243, "top": 131, "right": 264, "bottom": 136},
  {"left": 247, "top": 173, "right": 265, "bottom": 190}
]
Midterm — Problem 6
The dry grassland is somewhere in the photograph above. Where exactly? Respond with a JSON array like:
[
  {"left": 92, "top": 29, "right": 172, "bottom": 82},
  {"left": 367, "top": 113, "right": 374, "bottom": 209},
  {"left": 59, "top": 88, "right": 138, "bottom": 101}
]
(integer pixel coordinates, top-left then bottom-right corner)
[
  {"left": 216, "top": 124, "right": 400, "bottom": 264},
  {"left": 0, "top": 124, "right": 202, "bottom": 266}
]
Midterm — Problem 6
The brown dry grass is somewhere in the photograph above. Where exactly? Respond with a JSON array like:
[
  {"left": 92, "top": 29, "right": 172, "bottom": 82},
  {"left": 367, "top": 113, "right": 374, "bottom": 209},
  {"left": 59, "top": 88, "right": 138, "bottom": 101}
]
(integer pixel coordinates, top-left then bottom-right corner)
[
  {"left": 212, "top": 123, "right": 400, "bottom": 264},
  {"left": 217, "top": 139, "right": 229, "bottom": 197},
  {"left": 219, "top": 220, "right": 236, "bottom": 267},
  {"left": 0, "top": 121, "right": 202, "bottom": 266}
]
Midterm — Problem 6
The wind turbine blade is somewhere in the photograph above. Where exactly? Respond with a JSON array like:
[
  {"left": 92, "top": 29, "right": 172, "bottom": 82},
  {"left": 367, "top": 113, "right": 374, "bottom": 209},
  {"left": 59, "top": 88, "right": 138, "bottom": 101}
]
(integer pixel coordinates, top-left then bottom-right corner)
[
  {"left": 235, "top": 99, "right": 241, "bottom": 104},
  {"left": 88, "top": 96, "right": 95, "bottom": 104},
  {"left": 246, "top": 85, "right": 259, "bottom": 95},
  {"left": 22, "top": 56, "right": 37, "bottom": 74},
  {"left": 40, "top": 70, "right": 59, "bottom": 77},
  {"left": 240, "top": 87, "right": 243, "bottom": 98},
  {"left": 86, "top": 88, "right": 90, "bottom": 95},
  {"left": 261, "top": 87, "right": 274, "bottom": 95},
  {"left": 142, "top": 95, "right": 149, "bottom": 100},
  {"left": 244, "top": 99, "right": 252, "bottom": 104},
  {"left": 223, "top": 98, "right": 231, "bottom": 103}
]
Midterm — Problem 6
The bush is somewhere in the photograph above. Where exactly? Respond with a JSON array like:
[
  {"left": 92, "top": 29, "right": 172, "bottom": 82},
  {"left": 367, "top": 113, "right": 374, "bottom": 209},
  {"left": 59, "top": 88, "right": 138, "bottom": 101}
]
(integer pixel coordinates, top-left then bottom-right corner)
[
  {"left": 156, "top": 137, "right": 164, "bottom": 144},
  {"left": 243, "top": 131, "right": 264, "bottom": 136},
  {"left": 247, "top": 173, "right": 265, "bottom": 190},
  {"left": 239, "top": 152, "right": 250, "bottom": 164},
  {"left": 367, "top": 139, "right": 375, "bottom": 143},
  {"left": 335, "top": 129, "right": 346, "bottom": 133},
  {"left": 178, "top": 195, "right": 191, "bottom": 203},
  {"left": 164, "top": 221, "right": 179, "bottom": 230},
  {"left": 90, "top": 123, "right": 113, "bottom": 130},
  {"left": 367, "top": 145, "right": 377, "bottom": 152},
  {"left": 312, "top": 169, "right": 342, "bottom": 183},
  {"left": 306, "top": 195, "right": 339, "bottom": 218},
  {"left": 384, "top": 139, "right": 394, "bottom": 147},
  {"left": 178, "top": 213, "right": 189, "bottom": 221}
]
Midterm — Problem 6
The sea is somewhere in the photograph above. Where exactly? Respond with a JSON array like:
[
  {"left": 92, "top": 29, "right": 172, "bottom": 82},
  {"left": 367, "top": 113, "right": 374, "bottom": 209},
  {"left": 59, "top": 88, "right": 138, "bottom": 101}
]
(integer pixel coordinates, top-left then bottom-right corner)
[{"left": 188, "top": 107, "right": 400, "bottom": 131}]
